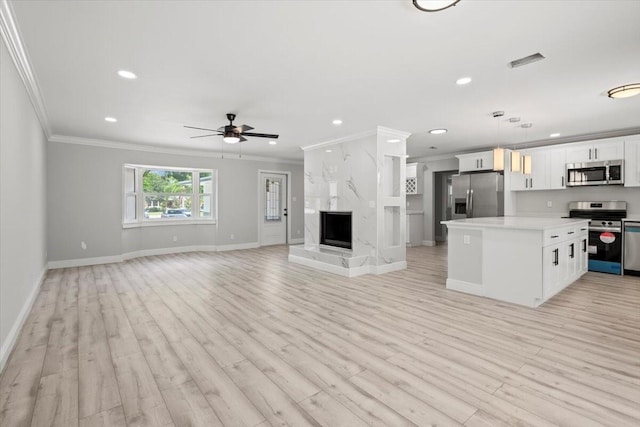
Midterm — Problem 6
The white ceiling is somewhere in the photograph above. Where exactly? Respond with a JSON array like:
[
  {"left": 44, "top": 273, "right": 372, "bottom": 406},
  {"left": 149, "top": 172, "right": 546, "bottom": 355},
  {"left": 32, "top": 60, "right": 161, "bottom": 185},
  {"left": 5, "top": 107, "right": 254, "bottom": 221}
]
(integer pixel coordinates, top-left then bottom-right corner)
[{"left": 8, "top": 0, "right": 640, "bottom": 160}]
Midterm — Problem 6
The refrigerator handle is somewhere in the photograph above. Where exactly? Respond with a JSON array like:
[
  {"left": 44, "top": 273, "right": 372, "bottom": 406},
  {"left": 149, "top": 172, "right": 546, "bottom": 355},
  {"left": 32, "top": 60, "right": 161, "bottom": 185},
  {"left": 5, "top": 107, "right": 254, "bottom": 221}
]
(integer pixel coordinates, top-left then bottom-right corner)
[
  {"left": 468, "top": 189, "right": 474, "bottom": 218},
  {"left": 465, "top": 189, "right": 470, "bottom": 218}
]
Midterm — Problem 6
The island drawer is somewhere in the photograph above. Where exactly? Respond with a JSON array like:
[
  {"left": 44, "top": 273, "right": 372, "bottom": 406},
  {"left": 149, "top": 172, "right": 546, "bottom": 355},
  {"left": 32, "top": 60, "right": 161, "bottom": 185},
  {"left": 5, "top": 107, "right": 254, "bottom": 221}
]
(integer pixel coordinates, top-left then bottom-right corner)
[{"left": 543, "top": 225, "right": 587, "bottom": 246}]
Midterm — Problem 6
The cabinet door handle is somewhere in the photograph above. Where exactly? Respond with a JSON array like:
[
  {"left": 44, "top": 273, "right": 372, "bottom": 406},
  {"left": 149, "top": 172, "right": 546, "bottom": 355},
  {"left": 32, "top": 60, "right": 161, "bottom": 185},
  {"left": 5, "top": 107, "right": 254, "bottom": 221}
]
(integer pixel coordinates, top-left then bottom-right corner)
[
  {"left": 476, "top": 159, "right": 479, "bottom": 169},
  {"left": 525, "top": 178, "right": 528, "bottom": 189},
  {"left": 582, "top": 239, "right": 587, "bottom": 252},
  {"left": 569, "top": 243, "right": 575, "bottom": 259},
  {"left": 530, "top": 178, "right": 533, "bottom": 188},
  {"left": 481, "top": 159, "right": 483, "bottom": 168},
  {"left": 551, "top": 235, "right": 559, "bottom": 239},
  {"left": 595, "top": 148, "right": 598, "bottom": 159},
  {"left": 553, "top": 249, "right": 559, "bottom": 266},
  {"left": 589, "top": 148, "right": 592, "bottom": 160},
  {"left": 562, "top": 176, "right": 564, "bottom": 187},
  {"left": 567, "top": 231, "right": 575, "bottom": 235}
]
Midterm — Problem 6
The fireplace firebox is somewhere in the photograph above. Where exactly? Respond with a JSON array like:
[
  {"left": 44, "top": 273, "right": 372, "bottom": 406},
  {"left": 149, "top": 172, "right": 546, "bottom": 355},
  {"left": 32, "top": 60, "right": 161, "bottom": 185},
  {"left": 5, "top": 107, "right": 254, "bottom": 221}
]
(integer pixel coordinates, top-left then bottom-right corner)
[{"left": 320, "top": 211, "right": 352, "bottom": 250}]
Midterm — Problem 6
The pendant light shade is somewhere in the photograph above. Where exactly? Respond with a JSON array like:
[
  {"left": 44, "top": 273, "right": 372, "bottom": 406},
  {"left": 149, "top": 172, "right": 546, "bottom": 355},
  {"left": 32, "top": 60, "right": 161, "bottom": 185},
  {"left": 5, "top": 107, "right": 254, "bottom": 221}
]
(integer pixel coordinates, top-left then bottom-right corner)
[
  {"left": 493, "top": 147, "right": 505, "bottom": 171},
  {"left": 523, "top": 155, "right": 532, "bottom": 175},
  {"left": 511, "top": 151, "right": 522, "bottom": 172},
  {"left": 223, "top": 131, "right": 240, "bottom": 144}
]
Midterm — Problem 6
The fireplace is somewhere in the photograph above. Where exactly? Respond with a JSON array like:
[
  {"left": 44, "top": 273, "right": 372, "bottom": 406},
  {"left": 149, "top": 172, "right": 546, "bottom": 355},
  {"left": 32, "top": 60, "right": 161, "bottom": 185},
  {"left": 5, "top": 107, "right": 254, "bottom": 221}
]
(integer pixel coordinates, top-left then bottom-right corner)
[{"left": 320, "top": 211, "right": 352, "bottom": 250}]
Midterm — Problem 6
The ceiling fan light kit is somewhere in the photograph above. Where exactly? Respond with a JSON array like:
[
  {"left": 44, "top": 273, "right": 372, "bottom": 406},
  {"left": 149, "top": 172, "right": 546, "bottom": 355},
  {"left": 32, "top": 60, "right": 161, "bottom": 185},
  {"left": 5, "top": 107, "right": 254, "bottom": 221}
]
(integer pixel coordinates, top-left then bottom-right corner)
[
  {"left": 185, "top": 113, "right": 279, "bottom": 145},
  {"left": 607, "top": 83, "right": 640, "bottom": 99},
  {"left": 412, "top": 0, "right": 461, "bottom": 12}
]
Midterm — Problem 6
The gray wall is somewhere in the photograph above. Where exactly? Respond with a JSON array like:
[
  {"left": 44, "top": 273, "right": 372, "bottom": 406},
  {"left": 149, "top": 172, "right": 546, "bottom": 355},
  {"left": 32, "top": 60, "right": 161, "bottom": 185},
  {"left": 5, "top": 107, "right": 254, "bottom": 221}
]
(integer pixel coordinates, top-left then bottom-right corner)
[
  {"left": 47, "top": 142, "right": 304, "bottom": 262},
  {"left": 0, "top": 39, "right": 48, "bottom": 366},
  {"left": 418, "top": 157, "right": 459, "bottom": 244}
]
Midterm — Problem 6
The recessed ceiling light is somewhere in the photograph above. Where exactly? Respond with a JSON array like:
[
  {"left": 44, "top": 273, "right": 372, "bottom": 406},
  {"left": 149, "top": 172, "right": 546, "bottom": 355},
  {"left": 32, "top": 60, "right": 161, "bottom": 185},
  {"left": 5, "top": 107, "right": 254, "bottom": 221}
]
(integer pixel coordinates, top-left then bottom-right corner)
[
  {"left": 456, "top": 77, "right": 472, "bottom": 85},
  {"left": 332, "top": 119, "right": 343, "bottom": 125},
  {"left": 550, "top": 133, "right": 561, "bottom": 138},
  {"left": 429, "top": 128, "right": 447, "bottom": 135},
  {"left": 325, "top": 149, "right": 333, "bottom": 153},
  {"left": 387, "top": 138, "right": 401, "bottom": 143},
  {"left": 269, "top": 140, "right": 277, "bottom": 145},
  {"left": 104, "top": 117, "right": 117, "bottom": 123},
  {"left": 117, "top": 70, "right": 137, "bottom": 79},
  {"left": 607, "top": 83, "right": 640, "bottom": 99}
]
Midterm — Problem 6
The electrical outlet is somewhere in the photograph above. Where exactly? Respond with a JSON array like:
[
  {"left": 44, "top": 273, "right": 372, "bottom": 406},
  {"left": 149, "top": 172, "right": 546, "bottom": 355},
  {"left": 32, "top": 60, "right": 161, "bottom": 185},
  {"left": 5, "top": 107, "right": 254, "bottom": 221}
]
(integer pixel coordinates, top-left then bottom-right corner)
[
  {"left": 230, "top": 234, "right": 235, "bottom": 240},
  {"left": 547, "top": 201, "right": 553, "bottom": 208},
  {"left": 463, "top": 235, "right": 471, "bottom": 245},
  {"left": 81, "top": 241, "right": 87, "bottom": 250},
  {"left": 172, "top": 235, "right": 178, "bottom": 242},
  {"left": 292, "top": 196, "right": 297, "bottom": 202}
]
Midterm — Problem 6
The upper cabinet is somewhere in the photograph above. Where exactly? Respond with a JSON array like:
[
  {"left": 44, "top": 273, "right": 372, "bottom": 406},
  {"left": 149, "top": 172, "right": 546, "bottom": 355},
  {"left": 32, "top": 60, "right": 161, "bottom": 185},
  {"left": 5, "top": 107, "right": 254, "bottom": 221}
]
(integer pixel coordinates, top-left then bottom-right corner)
[
  {"left": 406, "top": 162, "right": 424, "bottom": 195},
  {"left": 565, "top": 139, "right": 624, "bottom": 163},
  {"left": 624, "top": 138, "right": 640, "bottom": 187},
  {"left": 509, "top": 146, "right": 567, "bottom": 192},
  {"left": 457, "top": 151, "right": 494, "bottom": 172}
]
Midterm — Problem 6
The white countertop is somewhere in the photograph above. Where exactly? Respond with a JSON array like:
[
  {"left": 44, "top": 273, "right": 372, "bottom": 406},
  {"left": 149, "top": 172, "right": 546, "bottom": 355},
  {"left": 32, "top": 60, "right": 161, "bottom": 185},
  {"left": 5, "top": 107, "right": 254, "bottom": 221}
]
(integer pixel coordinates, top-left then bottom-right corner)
[{"left": 442, "top": 216, "right": 588, "bottom": 231}]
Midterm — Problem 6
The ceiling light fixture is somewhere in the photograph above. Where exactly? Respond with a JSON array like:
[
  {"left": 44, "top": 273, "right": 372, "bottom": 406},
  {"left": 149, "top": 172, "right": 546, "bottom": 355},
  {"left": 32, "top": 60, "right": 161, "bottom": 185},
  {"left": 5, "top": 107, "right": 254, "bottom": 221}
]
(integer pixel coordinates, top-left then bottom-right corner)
[
  {"left": 429, "top": 128, "right": 447, "bottom": 135},
  {"left": 117, "top": 70, "right": 137, "bottom": 79},
  {"left": 456, "top": 77, "right": 472, "bottom": 85},
  {"left": 387, "top": 138, "right": 401, "bottom": 143},
  {"left": 332, "top": 119, "right": 343, "bottom": 125},
  {"left": 104, "top": 117, "right": 117, "bottom": 123},
  {"left": 412, "top": 0, "right": 461, "bottom": 12},
  {"left": 269, "top": 140, "right": 277, "bottom": 145},
  {"left": 223, "top": 131, "right": 240, "bottom": 144},
  {"left": 325, "top": 149, "right": 333, "bottom": 153},
  {"left": 550, "top": 133, "right": 561, "bottom": 138},
  {"left": 607, "top": 83, "right": 640, "bottom": 99}
]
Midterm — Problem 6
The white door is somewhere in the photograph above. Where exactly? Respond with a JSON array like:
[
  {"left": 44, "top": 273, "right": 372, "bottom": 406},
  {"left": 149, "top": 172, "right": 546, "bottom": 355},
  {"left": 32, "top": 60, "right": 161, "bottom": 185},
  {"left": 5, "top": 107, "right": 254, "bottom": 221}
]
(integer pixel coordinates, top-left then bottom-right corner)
[{"left": 260, "top": 172, "right": 287, "bottom": 246}]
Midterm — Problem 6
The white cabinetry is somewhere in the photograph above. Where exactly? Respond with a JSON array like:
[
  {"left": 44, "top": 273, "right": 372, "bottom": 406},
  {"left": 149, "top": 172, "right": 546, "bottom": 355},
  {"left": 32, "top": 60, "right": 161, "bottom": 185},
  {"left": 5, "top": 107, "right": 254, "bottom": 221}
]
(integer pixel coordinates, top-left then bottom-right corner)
[
  {"left": 510, "top": 146, "right": 566, "bottom": 191},
  {"left": 457, "top": 151, "right": 494, "bottom": 172},
  {"left": 565, "top": 139, "right": 624, "bottom": 163},
  {"left": 406, "top": 162, "right": 424, "bottom": 195},
  {"left": 443, "top": 218, "right": 589, "bottom": 308},
  {"left": 624, "top": 138, "right": 640, "bottom": 187}
]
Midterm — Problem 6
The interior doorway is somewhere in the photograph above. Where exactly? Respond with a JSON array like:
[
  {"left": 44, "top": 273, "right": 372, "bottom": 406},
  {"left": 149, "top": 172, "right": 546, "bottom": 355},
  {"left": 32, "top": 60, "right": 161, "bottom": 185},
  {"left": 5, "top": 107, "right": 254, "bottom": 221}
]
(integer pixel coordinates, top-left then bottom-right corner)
[
  {"left": 258, "top": 171, "right": 289, "bottom": 246},
  {"left": 434, "top": 170, "right": 457, "bottom": 243}
]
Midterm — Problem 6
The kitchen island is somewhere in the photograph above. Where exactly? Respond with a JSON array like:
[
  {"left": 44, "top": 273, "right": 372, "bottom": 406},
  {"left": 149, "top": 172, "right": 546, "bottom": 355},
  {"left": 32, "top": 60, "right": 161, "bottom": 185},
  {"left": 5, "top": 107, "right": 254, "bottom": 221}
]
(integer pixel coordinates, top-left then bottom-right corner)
[{"left": 442, "top": 217, "right": 589, "bottom": 307}]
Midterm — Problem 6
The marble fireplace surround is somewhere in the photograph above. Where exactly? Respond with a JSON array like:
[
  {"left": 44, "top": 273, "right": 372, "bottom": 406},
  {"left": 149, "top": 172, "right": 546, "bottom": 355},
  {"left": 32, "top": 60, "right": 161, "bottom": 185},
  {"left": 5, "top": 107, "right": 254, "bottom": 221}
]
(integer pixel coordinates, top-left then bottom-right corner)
[{"left": 289, "top": 126, "right": 409, "bottom": 277}]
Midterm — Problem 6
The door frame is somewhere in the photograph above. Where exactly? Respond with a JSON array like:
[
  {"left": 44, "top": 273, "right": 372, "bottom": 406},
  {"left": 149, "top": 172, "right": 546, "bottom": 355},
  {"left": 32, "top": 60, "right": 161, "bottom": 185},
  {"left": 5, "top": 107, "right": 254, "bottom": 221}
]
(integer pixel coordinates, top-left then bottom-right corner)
[{"left": 257, "top": 170, "right": 292, "bottom": 247}]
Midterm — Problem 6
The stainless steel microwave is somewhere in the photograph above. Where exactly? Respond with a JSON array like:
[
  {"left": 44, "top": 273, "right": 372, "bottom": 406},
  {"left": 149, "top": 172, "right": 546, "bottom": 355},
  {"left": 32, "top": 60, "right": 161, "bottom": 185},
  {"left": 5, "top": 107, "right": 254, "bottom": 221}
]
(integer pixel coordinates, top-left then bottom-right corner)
[{"left": 566, "top": 160, "right": 624, "bottom": 186}]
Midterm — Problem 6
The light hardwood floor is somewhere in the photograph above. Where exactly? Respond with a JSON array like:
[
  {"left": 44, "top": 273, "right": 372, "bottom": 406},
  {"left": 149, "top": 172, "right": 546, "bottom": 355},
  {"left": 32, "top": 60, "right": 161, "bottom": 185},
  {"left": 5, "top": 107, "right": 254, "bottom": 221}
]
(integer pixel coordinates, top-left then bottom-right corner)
[{"left": 1, "top": 245, "right": 639, "bottom": 426}]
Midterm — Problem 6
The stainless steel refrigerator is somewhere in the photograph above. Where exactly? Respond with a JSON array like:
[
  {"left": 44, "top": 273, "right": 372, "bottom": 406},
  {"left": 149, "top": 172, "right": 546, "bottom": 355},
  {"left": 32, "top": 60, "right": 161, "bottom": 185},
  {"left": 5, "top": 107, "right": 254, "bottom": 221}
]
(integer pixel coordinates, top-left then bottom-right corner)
[{"left": 452, "top": 172, "right": 504, "bottom": 219}]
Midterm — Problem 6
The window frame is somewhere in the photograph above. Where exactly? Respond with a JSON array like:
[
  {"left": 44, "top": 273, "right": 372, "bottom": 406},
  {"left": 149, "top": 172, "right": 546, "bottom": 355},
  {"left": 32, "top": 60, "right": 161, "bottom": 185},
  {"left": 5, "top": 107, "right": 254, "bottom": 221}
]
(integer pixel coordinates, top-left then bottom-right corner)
[{"left": 123, "top": 164, "right": 217, "bottom": 228}]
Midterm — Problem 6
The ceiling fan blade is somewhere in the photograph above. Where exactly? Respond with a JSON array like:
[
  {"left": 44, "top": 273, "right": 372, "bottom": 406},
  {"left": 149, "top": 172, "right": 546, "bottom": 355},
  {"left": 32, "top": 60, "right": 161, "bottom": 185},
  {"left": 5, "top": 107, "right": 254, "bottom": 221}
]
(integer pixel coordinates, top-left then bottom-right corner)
[
  {"left": 236, "top": 124, "right": 254, "bottom": 133},
  {"left": 190, "top": 133, "right": 221, "bottom": 139},
  {"left": 217, "top": 126, "right": 226, "bottom": 132},
  {"left": 184, "top": 125, "right": 219, "bottom": 132},
  {"left": 239, "top": 135, "right": 248, "bottom": 142},
  {"left": 242, "top": 132, "right": 279, "bottom": 139}
]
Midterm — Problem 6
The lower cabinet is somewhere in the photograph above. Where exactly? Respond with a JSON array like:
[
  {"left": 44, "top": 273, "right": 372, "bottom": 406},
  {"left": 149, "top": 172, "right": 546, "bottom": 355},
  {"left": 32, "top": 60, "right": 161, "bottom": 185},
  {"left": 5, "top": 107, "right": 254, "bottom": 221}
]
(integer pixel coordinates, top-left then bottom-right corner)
[{"left": 543, "top": 229, "right": 588, "bottom": 299}]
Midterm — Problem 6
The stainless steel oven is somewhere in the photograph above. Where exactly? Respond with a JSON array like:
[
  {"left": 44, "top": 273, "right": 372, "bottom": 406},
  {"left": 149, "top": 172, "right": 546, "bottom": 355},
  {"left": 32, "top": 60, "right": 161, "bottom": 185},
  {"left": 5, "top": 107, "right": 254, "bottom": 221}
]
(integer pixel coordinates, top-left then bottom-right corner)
[
  {"left": 566, "top": 160, "right": 623, "bottom": 186},
  {"left": 568, "top": 201, "right": 627, "bottom": 275}
]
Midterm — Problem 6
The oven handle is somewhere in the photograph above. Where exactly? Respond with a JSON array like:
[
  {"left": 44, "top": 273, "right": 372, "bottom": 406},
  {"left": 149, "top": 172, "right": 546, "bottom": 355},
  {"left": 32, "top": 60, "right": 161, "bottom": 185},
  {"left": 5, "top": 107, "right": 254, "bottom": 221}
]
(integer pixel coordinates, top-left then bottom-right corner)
[{"left": 589, "top": 226, "right": 622, "bottom": 232}]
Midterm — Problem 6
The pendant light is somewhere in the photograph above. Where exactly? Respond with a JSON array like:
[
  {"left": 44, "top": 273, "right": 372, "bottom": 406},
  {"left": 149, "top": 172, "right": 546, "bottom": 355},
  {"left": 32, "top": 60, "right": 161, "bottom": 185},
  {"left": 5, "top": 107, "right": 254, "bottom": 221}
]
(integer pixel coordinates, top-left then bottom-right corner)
[
  {"left": 493, "top": 148, "right": 505, "bottom": 171},
  {"left": 511, "top": 151, "right": 522, "bottom": 172},
  {"left": 523, "top": 155, "right": 532, "bottom": 175}
]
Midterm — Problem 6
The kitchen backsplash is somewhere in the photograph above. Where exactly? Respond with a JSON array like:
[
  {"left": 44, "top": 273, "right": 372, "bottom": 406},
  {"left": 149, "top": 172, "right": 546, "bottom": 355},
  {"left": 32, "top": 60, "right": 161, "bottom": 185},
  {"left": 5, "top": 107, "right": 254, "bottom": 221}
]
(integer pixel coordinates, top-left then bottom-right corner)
[{"left": 515, "top": 186, "right": 640, "bottom": 217}]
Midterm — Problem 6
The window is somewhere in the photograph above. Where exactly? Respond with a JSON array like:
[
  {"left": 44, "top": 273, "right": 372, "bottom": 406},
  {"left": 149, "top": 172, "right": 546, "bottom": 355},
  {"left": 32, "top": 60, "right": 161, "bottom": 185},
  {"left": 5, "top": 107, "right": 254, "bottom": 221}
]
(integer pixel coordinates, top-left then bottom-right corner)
[
  {"left": 264, "top": 177, "right": 282, "bottom": 221},
  {"left": 123, "top": 164, "right": 217, "bottom": 226}
]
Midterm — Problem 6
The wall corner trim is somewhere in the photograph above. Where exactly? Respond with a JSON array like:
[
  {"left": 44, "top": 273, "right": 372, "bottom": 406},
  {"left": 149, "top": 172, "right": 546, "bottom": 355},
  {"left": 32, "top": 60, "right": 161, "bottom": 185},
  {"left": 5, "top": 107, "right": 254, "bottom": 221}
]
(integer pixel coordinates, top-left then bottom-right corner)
[
  {"left": 0, "top": 0, "right": 52, "bottom": 138},
  {"left": 0, "top": 264, "right": 47, "bottom": 373}
]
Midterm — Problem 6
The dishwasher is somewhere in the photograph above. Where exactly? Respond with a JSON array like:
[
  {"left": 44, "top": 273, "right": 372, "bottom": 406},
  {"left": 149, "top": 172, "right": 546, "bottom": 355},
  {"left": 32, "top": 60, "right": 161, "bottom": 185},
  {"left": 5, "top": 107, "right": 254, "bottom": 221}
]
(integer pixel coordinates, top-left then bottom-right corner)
[{"left": 624, "top": 221, "right": 640, "bottom": 276}]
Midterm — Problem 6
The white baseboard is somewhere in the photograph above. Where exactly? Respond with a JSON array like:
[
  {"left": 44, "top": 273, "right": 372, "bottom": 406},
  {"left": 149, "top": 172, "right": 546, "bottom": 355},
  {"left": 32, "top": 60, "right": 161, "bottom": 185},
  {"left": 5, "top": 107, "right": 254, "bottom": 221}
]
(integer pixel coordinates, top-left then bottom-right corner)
[
  {"left": 48, "top": 254, "right": 123, "bottom": 269},
  {"left": 288, "top": 254, "right": 370, "bottom": 277},
  {"left": 0, "top": 264, "right": 47, "bottom": 373},
  {"left": 217, "top": 242, "right": 259, "bottom": 252},
  {"left": 49, "top": 243, "right": 258, "bottom": 269},
  {"left": 446, "top": 278, "right": 484, "bottom": 296},
  {"left": 289, "top": 238, "right": 304, "bottom": 245},
  {"left": 371, "top": 261, "right": 407, "bottom": 275},
  {"left": 422, "top": 240, "right": 436, "bottom": 247}
]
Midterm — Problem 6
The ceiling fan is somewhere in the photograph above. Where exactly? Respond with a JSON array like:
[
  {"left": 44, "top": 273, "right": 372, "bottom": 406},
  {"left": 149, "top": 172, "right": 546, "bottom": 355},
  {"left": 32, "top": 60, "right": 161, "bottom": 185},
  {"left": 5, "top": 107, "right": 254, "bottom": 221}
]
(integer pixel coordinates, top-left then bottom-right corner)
[{"left": 184, "top": 113, "right": 279, "bottom": 144}]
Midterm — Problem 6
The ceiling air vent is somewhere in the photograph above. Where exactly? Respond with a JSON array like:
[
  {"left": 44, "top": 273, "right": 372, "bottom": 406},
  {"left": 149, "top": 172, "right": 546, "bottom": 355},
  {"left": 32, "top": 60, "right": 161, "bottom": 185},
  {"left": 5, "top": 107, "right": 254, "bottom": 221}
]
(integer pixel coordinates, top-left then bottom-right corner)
[{"left": 508, "top": 52, "right": 545, "bottom": 68}]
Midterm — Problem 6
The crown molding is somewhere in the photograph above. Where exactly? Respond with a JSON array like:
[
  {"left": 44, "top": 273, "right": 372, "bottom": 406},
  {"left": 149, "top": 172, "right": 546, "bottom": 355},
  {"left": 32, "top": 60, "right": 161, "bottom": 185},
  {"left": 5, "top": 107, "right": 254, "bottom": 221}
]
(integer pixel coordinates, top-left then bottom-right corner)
[
  {"left": 48, "top": 134, "right": 303, "bottom": 165},
  {"left": 0, "top": 0, "right": 52, "bottom": 138}
]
